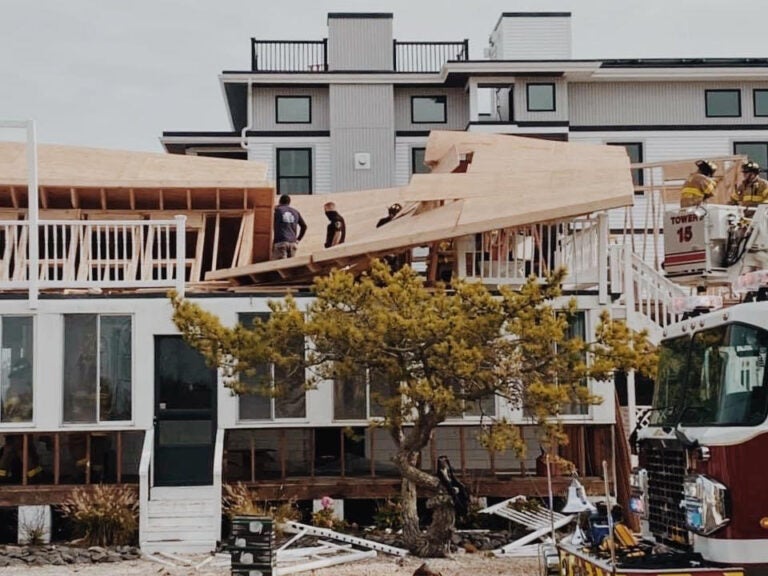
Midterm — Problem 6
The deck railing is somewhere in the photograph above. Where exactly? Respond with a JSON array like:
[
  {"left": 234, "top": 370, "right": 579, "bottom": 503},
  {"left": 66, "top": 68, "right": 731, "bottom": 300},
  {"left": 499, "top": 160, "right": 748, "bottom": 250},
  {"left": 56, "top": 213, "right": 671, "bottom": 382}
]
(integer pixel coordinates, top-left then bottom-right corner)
[
  {"left": 251, "top": 39, "right": 328, "bottom": 72},
  {"left": 455, "top": 215, "right": 606, "bottom": 291},
  {"left": 0, "top": 217, "right": 187, "bottom": 298},
  {"left": 249, "top": 38, "right": 469, "bottom": 73},
  {"left": 393, "top": 40, "right": 469, "bottom": 72}
]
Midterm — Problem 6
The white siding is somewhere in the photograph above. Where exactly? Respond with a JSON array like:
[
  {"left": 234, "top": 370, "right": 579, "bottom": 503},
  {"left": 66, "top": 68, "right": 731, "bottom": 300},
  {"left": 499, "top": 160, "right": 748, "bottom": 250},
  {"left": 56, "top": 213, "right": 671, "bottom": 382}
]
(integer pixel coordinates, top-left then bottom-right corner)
[
  {"left": 513, "top": 77, "right": 568, "bottom": 123},
  {"left": 570, "top": 82, "right": 768, "bottom": 126},
  {"left": 394, "top": 137, "right": 428, "bottom": 186},
  {"left": 252, "top": 87, "right": 330, "bottom": 131},
  {"left": 493, "top": 15, "right": 571, "bottom": 60},
  {"left": 394, "top": 87, "right": 468, "bottom": 131},
  {"left": 246, "top": 136, "right": 332, "bottom": 194},
  {"left": 328, "top": 17, "right": 393, "bottom": 71}
]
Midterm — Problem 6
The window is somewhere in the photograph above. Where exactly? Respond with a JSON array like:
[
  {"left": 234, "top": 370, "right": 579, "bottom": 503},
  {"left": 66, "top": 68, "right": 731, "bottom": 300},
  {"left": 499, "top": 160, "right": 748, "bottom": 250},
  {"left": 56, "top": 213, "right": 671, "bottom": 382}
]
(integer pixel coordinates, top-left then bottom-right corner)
[
  {"left": 734, "top": 142, "right": 768, "bottom": 178},
  {"left": 63, "top": 315, "right": 132, "bottom": 423},
  {"left": 411, "top": 147, "right": 429, "bottom": 175},
  {"left": 0, "top": 317, "right": 34, "bottom": 423},
  {"left": 527, "top": 83, "right": 556, "bottom": 112},
  {"left": 237, "top": 313, "right": 306, "bottom": 420},
  {"left": 754, "top": 90, "right": 768, "bottom": 117},
  {"left": 276, "top": 96, "right": 311, "bottom": 124},
  {"left": 411, "top": 96, "right": 447, "bottom": 124},
  {"left": 560, "top": 311, "right": 588, "bottom": 416},
  {"left": 334, "top": 368, "right": 394, "bottom": 420},
  {"left": 706, "top": 89, "right": 741, "bottom": 117},
  {"left": 276, "top": 148, "right": 312, "bottom": 194},
  {"left": 607, "top": 142, "right": 644, "bottom": 189}
]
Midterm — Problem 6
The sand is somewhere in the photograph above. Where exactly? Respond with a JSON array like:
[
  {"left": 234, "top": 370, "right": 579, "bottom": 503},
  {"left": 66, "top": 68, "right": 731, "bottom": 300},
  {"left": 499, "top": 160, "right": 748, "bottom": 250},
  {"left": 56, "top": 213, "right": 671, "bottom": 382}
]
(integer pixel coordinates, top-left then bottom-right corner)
[{"left": 0, "top": 552, "right": 541, "bottom": 576}]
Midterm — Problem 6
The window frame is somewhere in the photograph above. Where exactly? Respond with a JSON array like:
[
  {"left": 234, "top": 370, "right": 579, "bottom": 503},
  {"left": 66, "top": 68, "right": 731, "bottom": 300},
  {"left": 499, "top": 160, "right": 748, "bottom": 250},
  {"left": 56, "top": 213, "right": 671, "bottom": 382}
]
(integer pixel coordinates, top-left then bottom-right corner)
[
  {"left": 607, "top": 142, "right": 644, "bottom": 190},
  {"left": 410, "top": 95, "right": 447, "bottom": 124},
  {"left": 753, "top": 89, "right": 768, "bottom": 117},
  {"left": 526, "top": 82, "right": 556, "bottom": 112},
  {"left": 734, "top": 141, "right": 768, "bottom": 178},
  {"left": 705, "top": 89, "right": 741, "bottom": 118},
  {"left": 237, "top": 312, "right": 307, "bottom": 422},
  {"left": 275, "top": 96, "right": 312, "bottom": 124},
  {"left": 0, "top": 315, "right": 34, "bottom": 424},
  {"left": 276, "top": 148, "right": 313, "bottom": 195},
  {"left": 410, "top": 147, "right": 429, "bottom": 176},
  {"left": 62, "top": 314, "right": 133, "bottom": 424}
]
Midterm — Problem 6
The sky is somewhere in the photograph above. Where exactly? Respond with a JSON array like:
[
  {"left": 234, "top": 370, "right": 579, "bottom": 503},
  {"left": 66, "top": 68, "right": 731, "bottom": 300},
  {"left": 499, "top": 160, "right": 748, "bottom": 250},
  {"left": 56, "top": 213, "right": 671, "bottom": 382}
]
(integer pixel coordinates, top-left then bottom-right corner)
[{"left": 1, "top": 0, "right": 765, "bottom": 152}]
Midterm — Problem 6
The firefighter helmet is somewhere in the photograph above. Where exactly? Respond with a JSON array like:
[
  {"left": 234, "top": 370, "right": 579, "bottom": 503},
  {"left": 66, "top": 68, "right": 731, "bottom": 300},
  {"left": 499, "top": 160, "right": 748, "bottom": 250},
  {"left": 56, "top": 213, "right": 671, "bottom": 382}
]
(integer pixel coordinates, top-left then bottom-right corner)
[
  {"left": 742, "top": 161, "right": 761, "bottom": 174},
  {"left": 695, "top": 159, "right": 717, "bottom": 176}
]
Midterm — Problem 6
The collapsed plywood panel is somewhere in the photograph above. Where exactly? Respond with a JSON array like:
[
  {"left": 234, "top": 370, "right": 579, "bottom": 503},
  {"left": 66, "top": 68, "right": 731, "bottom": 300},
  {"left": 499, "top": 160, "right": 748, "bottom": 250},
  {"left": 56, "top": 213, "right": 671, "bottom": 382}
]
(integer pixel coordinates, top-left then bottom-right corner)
[{"left": 207, "top": 131, "right": 636, "bottom": 285}]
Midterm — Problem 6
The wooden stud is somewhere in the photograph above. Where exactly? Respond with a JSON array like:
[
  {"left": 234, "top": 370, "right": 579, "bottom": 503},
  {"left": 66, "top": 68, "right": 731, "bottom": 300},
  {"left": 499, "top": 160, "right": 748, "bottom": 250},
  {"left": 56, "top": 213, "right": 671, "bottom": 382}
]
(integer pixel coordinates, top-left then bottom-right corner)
[
  {"left": 54, "top": 434, "right": 60, "bottom": 485},
  {"left": 186, "top": 189, "right": 192, "bottom": 211},
  {"left": 280, "top": 429, "right": 286, "bottom": 481},
  {"left": 70, "top": 187, "right": 79, "bottom": 209},
  {"left": 100, "top": 188, "right": 107, "bottom": 210},
  {"left": 116, "top": 431, "right": 123, "bottom": 483},
  {"left": 40, "top": 187, "right": 48, "bottom": 209},
  {"left": 430, "top": 433, "right": 437, "bottom": 472},
  {"left": 340, "top": 428, "right": 346, "bottom": 478},
  {"left": 85, "top": 434, "right": 91, "bottom": 485},
  {"left": 310, "top": 429, "right": 315, "bottom": 478},
  {"left": 129, "top": 188, "right": 135, "bottom": 210},
  {"left": 21, "top": 434, "right": 29, "bottom": 486},
  {"left": 9, "top": 186, "right": 19, "bottom": 209},
  {"left": 459, "top": 427, "right": 466, "bottom": 476},
  {"left": 250, "top": 434, "right": 256, "bottom": 483},
  {"left": 370, "top": 430, "right": 375, "bottom": 478}
]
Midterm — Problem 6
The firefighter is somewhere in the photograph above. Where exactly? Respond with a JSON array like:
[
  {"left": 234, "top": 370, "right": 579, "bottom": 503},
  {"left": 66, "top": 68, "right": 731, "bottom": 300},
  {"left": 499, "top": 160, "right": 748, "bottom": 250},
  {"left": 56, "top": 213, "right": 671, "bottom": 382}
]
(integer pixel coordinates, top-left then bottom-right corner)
[
  {"left": 730, "top": 161, "right": 768, "bottom": 210},
  {"left": 680, "top": 159, "right": 718, "bottom": 208}
]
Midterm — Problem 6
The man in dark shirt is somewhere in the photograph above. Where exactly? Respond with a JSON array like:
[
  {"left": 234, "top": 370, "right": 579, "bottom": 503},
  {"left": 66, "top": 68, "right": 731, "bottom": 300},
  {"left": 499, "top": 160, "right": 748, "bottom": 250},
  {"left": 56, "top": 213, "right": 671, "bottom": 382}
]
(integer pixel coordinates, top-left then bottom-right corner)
[
  {"left": 323, "top": 202, "right": 346, "bottom": 248},
  {"left": 376, "top": 203, "right": 402, "bottom": 228},
  {"left": 272, "top": 194, "right": 307, "bottom": 259}
]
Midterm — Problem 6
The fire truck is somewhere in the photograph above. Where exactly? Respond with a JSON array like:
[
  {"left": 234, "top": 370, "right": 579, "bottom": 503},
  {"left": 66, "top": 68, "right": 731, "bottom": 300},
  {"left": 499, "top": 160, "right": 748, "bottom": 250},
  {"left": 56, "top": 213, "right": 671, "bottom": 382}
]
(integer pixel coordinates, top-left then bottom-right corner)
[{"left": 555, "top": 201, "right": 768, "bottom": 576}]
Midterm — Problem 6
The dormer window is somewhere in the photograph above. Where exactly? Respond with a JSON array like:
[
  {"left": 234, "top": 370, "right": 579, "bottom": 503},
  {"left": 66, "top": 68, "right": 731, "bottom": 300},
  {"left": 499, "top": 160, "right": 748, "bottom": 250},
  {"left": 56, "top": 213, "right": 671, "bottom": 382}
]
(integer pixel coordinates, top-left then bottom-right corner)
[{"left": 276, "top": 96, "right": 311, "bottom": 124}]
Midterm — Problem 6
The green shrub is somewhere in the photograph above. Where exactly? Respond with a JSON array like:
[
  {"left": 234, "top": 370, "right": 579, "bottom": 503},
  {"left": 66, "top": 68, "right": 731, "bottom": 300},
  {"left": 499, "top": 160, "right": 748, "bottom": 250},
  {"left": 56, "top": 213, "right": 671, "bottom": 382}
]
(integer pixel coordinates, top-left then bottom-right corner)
[
  {"left": 59, "top": 485, "right": 138, "bottom": 546},
  {"left": 373, "top": 499, "right": 402, "bottom": 531}
]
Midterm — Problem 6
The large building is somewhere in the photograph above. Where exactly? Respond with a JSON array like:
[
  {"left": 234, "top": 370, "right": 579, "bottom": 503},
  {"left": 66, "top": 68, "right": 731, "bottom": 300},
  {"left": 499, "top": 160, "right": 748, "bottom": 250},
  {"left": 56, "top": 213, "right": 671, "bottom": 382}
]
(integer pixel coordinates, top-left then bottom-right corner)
[{"left": 162, "top": 11, "right": 768, "bottom": 193}]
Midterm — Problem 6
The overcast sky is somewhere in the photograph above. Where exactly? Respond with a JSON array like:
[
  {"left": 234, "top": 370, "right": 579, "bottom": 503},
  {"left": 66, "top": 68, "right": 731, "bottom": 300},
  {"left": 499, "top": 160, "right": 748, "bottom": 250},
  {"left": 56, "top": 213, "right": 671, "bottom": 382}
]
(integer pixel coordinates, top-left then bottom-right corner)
[{"left": 1, "top": 0, "right": 765, "bottom": 152}]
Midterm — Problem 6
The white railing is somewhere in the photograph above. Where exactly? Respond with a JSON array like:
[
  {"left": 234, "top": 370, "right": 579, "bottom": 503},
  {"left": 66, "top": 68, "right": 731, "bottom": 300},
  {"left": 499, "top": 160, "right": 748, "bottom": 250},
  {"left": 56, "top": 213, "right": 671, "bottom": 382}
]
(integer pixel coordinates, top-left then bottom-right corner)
[
  {"left": 455, "top": 215, "right": 607, "bottom": 290},
  {"left": 0, "top": 216, "right": 187, "bottom": 299},
  {"left": 138, "top": 427, "right": 154, "bottom": 548},
  {"left": 212, "top": 428, "right": 225, "bottom": 543},
  {"left": 611, "top": 244, "right": 692, "bottom": 343}
]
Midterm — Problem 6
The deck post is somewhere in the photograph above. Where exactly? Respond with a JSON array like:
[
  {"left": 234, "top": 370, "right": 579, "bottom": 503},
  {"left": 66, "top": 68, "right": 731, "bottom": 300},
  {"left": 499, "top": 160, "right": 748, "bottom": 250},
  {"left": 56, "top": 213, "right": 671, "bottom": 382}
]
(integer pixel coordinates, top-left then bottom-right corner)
[{"left": 174, "top": 215, "right": 186, "bottom": 297}]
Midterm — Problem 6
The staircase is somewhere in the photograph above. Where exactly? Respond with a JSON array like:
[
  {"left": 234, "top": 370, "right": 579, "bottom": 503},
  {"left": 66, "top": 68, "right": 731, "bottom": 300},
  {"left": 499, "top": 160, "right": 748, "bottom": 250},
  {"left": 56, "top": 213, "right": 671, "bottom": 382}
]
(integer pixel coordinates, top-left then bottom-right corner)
[{"left": 140, "top": 485, "right": 220, "bottom": 553}]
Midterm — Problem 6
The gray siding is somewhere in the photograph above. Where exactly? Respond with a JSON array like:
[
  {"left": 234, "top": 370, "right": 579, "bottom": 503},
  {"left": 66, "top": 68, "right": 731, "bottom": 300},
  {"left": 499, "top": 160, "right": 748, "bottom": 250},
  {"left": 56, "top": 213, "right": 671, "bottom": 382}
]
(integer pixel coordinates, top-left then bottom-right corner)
[
  {"left": 570, "top": 82, "right": 768, "bottom": 126},
  {"left": 394, "top": 87, "right": 468, "bottom": 131},
  {"left": 247, "top": 137, "right": 332, "bottom": 194},
  {"left": 491, "top": 16, "right": 571, "bottom": 60},
  {"left": 330, "top": 84, "right": 394, "bottom": 192},
  {"left": 328, "top": 17, "right": 393, "bottom": 71},
  {"left": 512, "top": 78, "right": 568, "bottom": 122},
  {"left": 252, "top": 87, "right": 330, "bottom": 131},
  {"left": 395, "top": 137, "right": 428, "bottom": 186}
]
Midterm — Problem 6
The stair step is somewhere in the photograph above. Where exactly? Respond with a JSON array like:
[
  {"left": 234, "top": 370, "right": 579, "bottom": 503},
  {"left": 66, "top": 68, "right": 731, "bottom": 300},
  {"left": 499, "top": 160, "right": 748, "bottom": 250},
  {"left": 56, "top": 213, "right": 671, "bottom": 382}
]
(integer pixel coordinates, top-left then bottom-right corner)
[
  {"left": 148, "top": 502, "right": 218, "bottom": 517},
  {"left": 140, "top": 539, "right": 216, "bottom": 554}
]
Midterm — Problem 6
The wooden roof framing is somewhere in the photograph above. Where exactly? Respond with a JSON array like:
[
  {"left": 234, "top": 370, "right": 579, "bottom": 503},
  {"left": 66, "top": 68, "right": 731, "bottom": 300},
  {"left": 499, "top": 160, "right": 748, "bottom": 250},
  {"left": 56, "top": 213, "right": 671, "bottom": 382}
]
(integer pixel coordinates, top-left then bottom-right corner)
[{"left": 207, "top": 131, "right": 635, "bottom": 285}]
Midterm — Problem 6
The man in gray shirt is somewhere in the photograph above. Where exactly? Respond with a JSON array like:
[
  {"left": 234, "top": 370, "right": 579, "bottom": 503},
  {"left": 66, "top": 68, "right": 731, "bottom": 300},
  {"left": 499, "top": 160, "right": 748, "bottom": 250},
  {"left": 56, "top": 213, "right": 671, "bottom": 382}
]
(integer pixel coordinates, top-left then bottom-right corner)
[{"left": 272, "top": 194, "right": 307, "bottom": 259}]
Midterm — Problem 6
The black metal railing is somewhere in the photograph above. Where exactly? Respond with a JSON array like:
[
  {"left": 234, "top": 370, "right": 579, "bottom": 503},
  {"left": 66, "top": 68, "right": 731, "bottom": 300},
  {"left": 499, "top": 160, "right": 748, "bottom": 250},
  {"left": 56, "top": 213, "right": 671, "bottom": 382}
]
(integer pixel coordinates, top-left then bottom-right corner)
[
  {"left": 251, "top": 39, "right": 328, "bottom": 72},
  {"left": 393, "top": 40, "right": 469, "bottom": 72},
  {"left": 249, "top": 38, "right": 469, "bottom": 73}
]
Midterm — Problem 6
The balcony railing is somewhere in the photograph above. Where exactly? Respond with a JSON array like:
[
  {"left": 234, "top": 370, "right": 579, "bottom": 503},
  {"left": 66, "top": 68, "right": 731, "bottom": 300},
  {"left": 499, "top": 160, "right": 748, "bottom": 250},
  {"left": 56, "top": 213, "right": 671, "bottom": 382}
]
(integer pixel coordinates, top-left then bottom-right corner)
[
  {"left": 455, "top": 215, "right": 607, "bottom": 291},
  {"left": 249, "top": 38, "right": 469, "bottom": 73},
  {"left": 251, "top": 39, "right": 328, "bottom": 72},
  {"left": 0, "top": 217, "right": 187, "bottom": 298},
  {"left": 393, "top": 40, "right": 469, "bottom": 72}
]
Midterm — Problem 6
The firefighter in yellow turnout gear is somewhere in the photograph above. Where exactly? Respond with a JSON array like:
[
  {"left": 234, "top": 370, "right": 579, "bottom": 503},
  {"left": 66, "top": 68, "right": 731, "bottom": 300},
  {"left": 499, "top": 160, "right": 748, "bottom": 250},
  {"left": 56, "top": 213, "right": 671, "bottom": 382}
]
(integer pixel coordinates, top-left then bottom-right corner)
[
  {"left": 680, "top": 159, "right": 718, "bottom": 207},
  {"left": 731, "top": 161, "right": 768, "bottom": 210}
]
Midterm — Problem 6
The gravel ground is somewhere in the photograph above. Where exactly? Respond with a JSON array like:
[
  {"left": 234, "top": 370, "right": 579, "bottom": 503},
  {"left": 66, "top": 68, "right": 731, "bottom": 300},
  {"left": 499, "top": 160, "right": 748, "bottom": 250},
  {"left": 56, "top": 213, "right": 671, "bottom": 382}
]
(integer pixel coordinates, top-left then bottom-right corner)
[{"left": 0, "top": 552, "right": 541, "bottom": 576}]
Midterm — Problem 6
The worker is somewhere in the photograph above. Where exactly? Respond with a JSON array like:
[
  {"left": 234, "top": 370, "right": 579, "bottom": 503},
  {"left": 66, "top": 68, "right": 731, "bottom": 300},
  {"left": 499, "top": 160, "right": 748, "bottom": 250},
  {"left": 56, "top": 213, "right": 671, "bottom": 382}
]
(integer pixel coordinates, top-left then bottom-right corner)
[
  {"left": 730, "top": 161, "right": 768, "bottom": 211},
  {"left": 680, "top": 160, "right": 718, "bottom": 208},
  {"left": 323, "top": 202, "right": 346, "bottom": 248},
  {"left": 272, "top": 194, "right": 307, "bottom": 259},
  {"left": 376, "top": 203, "right": 402, "bottom": 228}
]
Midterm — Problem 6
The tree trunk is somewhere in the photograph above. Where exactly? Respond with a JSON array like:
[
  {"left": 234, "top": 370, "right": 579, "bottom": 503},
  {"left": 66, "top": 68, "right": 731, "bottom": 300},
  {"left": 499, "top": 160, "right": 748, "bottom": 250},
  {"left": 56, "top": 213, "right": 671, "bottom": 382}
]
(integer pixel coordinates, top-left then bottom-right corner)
[{"left": 396, "top": 452, "right": 456, "bottom": 557}]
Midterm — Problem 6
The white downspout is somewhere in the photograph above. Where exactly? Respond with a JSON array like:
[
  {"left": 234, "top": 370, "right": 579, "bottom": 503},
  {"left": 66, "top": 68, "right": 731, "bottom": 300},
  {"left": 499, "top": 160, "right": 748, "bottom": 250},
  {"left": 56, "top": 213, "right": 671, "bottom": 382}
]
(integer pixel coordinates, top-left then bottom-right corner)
[{"left": 240, "top": 81, "right": 254, "bottom": 157}]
